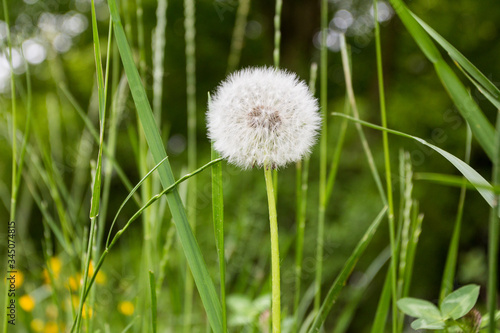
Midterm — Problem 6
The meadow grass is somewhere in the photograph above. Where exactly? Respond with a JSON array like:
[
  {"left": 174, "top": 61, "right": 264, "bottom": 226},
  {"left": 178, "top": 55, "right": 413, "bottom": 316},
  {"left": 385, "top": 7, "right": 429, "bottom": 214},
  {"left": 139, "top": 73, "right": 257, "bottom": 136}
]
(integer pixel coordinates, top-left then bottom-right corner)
[{"left": 1, "top": 0, "right": 500, "bottom": 332}]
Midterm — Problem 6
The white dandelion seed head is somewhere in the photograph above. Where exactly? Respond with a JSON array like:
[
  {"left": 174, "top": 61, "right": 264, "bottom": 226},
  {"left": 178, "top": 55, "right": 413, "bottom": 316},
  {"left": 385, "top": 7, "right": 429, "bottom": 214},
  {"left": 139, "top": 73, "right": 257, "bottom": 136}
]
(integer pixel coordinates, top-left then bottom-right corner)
[{"left": 207, "top": 66, "right": 321, "bottom": 169}]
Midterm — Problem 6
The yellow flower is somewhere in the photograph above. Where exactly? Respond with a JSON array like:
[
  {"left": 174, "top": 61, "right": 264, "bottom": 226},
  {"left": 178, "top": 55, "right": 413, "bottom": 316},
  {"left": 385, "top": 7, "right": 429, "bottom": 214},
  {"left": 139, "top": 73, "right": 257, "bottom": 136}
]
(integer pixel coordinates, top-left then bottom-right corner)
[
  {"left": 20, "top": 294, "right": 35, "bottom": 312},
  {"left": 82, "top": 304, "right": 93, "bottom": 319},
  {"left": 14, "top": 271, "right": 24, "bottom": 288},
  {"left": 68, "top": 274, "right": 81, "bottom": 291},
  {"left": 31, "top": 319, "right": 44, "bottom": 332},
  {"left": 43, "top": 322, "right": 58, "bottom": 333},
  {"left": 95, "top": 270, "right": 106, "bottom": 285},
  {"left": 43, "top": 257, "right": 62, "bottom": 283},
  {"left": 118, "top": 301, "right": 135, "bottom": 316}
]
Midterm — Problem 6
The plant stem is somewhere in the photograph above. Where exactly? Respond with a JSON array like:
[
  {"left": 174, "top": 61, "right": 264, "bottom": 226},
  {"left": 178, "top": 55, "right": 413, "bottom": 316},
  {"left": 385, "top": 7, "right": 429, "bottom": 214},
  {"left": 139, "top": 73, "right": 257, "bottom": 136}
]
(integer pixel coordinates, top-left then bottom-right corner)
[
  {"left": 315, "top": 0, "right": 328, "bottom": 312},
  {"left": 264, "top": 164, "right": 281, "bottom": 333},
  {"left": 488, "top": 111, "right": 500, "bottom": 333},
  {"left": 373, "top": 1, "right": 398, "bottom": 331}
]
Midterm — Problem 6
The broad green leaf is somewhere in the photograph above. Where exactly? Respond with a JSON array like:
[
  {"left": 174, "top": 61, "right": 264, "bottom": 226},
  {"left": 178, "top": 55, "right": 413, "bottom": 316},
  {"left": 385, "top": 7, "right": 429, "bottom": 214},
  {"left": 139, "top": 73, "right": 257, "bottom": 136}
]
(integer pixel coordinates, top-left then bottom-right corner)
[
  {"left": 106, "top": 0, "right": 223, "bottom": 331},
  {"left": 441, "top": 285, "right": 480, "bottom": 320},
  {"left": 332, "top": 114, "right": 496, "bottom": 211},
  {"left": 410, "top": 318, "right": 446, "bottom": 330},
  {"left": 307, "top": 206, "right": 387, "bottom": 333},
  {"left": 397, "top": 298, "right": 442, "bottom": 320}
]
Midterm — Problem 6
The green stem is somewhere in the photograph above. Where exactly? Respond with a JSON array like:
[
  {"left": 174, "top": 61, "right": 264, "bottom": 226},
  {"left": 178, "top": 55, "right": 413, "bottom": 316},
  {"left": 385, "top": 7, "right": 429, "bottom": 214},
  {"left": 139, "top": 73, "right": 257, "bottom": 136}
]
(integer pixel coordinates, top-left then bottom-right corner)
[
  {"left": 264, "top": 164, "right": 281, "bottom": 333},
  {"left": 373, "top": 2, "right": 398, "bottom": 331},
  {"left": 488, "top": 111, "right": 500, "bottom": 333},
  {"left": 315, "top": 0, "right": 328, "bottom": 311},
  {"left": 227, "top": 0, "right": 251, "bottom": 73}
]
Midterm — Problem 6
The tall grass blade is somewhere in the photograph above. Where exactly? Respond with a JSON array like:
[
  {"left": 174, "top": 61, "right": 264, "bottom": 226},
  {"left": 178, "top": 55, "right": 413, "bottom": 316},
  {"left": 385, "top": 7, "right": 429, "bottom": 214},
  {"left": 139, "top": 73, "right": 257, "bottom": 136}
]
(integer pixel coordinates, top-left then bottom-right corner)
[
  {"left": 211, "top": 144, "right": 227, "bottom": 332},
  {"left": 149, "top": 271, "right": 158, "bottom": 333},
  {"left": 315, "top": 0, "right": 329, "bottom": 311},
  {"left": 308, "top": 206, "right": 388, "bottom": 333},
  {"left": 440, "top": 126, "right": 472, "bottom": 302},
  {"left": 227, "top": 0, "right": 251, "bottom": 73},
  {"left": 487, "top": 111, "right": 500, "bottom": 333},
  {"left": 387, "top": 0, "right": 495, "bottom": 160},
  {"left": 412, "top": 13, "right": 500, "bottom": 101},
  {"left": 333, "top": 113, "right": 496, "bottom": 209},
  {"left": 107, "top": 0, "right": 223, "bottom": 330}
]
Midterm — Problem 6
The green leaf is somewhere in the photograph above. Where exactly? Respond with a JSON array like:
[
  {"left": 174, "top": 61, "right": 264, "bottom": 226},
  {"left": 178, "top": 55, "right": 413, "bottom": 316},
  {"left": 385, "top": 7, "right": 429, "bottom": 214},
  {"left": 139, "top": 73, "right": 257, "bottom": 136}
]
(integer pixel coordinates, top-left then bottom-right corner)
[
  {"left": 410, "top": 318, "right": 446, "bottom": 330},
  {"left": 397, "top": 298, "right": 443, "bottom": 320},
  {"left": 440, "top": 284, "right": 480, "bottom": 320}
]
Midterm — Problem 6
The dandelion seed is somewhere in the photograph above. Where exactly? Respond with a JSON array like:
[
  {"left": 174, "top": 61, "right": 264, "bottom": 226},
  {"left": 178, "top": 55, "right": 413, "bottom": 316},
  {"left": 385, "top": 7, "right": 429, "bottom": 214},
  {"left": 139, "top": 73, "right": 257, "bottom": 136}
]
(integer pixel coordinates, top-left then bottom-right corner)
[{"left": 207, "top": 67, "right": 321, "bottom": 169}]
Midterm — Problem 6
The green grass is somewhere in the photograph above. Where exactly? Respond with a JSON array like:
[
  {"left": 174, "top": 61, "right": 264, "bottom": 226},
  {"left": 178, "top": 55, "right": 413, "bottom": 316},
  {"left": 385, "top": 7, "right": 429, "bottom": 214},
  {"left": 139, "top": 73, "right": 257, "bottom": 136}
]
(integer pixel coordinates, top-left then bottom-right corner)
[{"left": 2, "top": 0, "right": 499, "bottom": 332}]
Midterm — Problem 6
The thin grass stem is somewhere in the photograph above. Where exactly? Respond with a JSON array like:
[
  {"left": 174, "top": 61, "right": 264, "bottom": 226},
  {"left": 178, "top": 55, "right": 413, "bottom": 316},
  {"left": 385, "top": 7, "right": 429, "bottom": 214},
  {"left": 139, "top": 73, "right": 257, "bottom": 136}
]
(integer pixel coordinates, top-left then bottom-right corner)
[
  {"left": 315, "top": 0, "right": 328, "bottom": 312},
  {"left": 227, "top": 0, "right": 251, "bottom": 73}
]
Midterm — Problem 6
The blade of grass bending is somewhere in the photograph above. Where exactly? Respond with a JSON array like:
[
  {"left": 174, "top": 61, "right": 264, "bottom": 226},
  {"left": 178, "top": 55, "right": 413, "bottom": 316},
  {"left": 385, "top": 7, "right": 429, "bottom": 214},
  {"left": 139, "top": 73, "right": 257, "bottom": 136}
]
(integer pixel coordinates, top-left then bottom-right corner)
[
  {"left": 440, "top": 126, "right": 472, "bottom": 302},
  {"left": 149, "top": 271, "right": 158, "bottom": 333},
  {"left": 387, "top": 0, "right": 495, "bottom": 161},
  {"left": 373, "top": 1, "right": 398, "bottom": 331},
  {"left": 211, "top": 144, "right": 227, "bottom": 332},
  {"left": 457, "top": 67, "right": 500, "bottom": 111},
  {"left": 82, "top": 158, "right": 224, "bottom": 315},
  {"left": 487, "top": 111, "right": 500, "bottom": 333},
  {"left": 308, "top": 206, "right": 388, "bottom": 333},
  {"left": 108, "top": 1, "right": 223, "bottom": 329},
  {"left": 412, "top": 13, "right": 500, "bottom": 101},
  {"left": 332, "top": 113, "right": 496, "bottom": 209}
]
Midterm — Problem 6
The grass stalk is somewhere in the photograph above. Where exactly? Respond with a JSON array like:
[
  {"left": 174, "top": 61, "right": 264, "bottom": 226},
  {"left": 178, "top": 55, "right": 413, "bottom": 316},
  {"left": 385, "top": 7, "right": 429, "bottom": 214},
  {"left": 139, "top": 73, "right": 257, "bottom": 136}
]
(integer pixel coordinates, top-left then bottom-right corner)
[
  {"left": 264, "top": 164, "right": 281, "bottom": 333},
  {"left": 488, "top": 112, "right": 500, "bottom": 333},
  {"left": 294, "top": 62, "right": 317, "bottom": 332},
  {"left": 227, "top": 0, "right": 251, "bottom": 73},
  {"left": 315, "top": 0, "right": 328, "bottom": 311},
  {"left": 373, "top": 2, "right": 398, "bottom": 330},
  {"left": 184, "top": 0, "right": 197, "bottom": 329},
  {"left": 272, "top": 0, "right": 283, "bottom": 198},
  {"left": 211, "top": 145, "right": 227, "bottom": 332},
  {"left": 439, "top": 126, "right": 471, "bottom": 302},
  {"left": 149, "top": 271, "right": 158, "bottom": 333}
]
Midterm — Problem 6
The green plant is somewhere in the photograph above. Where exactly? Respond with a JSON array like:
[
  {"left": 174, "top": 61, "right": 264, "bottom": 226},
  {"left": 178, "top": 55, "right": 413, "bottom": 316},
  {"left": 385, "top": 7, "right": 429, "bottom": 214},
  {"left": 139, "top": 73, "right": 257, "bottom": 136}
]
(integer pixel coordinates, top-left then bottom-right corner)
[{"left": 397, "top": 284, "right": 480, "bottom": 331}]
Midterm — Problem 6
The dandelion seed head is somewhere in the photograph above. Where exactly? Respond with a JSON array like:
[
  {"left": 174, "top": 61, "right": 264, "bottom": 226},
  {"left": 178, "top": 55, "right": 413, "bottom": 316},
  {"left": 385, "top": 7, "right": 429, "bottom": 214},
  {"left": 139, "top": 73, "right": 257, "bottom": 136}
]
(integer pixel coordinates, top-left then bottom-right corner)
[{"left": 207, "top": 67, "right": 321, "bottom": 169}]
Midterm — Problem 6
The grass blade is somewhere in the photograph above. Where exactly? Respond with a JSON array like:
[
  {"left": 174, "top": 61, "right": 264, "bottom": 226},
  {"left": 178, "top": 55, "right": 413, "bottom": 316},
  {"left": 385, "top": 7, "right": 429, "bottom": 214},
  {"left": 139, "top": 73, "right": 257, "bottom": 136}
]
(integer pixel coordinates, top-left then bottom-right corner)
[
  {"left": 211, "top": 144, "right": 227, "bottom": 332},
  {"left": 149, "top": 271, "right": 158, "bottom": 333},
  {"left": 308, "top": 206, "right": 387, "bottom": 333},
  {"left": 412, "top": 13, "right": 500, "bottom": 101},
  {"left": 333, "top": 113, "right": 496, "bottom": 209},
  {"left": 107, "top": 0, "right": 223, "bottom": 331},
  {"left": 440, "top": 126, "right": 472, "bottom": 302},
  {"left": 387, "top": 0, "right": 495, "bottom": 160}
]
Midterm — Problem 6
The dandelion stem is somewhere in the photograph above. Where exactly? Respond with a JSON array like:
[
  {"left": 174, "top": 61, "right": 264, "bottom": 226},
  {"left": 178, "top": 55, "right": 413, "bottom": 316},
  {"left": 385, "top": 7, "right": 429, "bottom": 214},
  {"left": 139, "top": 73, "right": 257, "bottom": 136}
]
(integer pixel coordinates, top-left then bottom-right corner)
[{"left": 264, "top": 164, "right": 281, "bottom": 333}]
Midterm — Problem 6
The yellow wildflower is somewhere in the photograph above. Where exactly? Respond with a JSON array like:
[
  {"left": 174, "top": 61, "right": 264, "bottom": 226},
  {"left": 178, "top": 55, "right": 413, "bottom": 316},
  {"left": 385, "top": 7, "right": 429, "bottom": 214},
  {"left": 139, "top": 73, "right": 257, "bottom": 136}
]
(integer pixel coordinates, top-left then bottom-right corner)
[
  {"left": 19, "top": 294, "right": 35, "bottom": 312},
  {"left": 118, "top": 301, "right": 135, "bottom": 316}
]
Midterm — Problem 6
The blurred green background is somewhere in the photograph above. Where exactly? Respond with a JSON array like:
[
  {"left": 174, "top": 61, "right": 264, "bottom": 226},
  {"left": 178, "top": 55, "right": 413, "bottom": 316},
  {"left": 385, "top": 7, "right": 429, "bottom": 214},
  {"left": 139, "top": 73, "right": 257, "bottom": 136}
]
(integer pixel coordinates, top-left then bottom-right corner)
[{"left": 1, "top": 0, "right": 500, "bottom": 331}]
